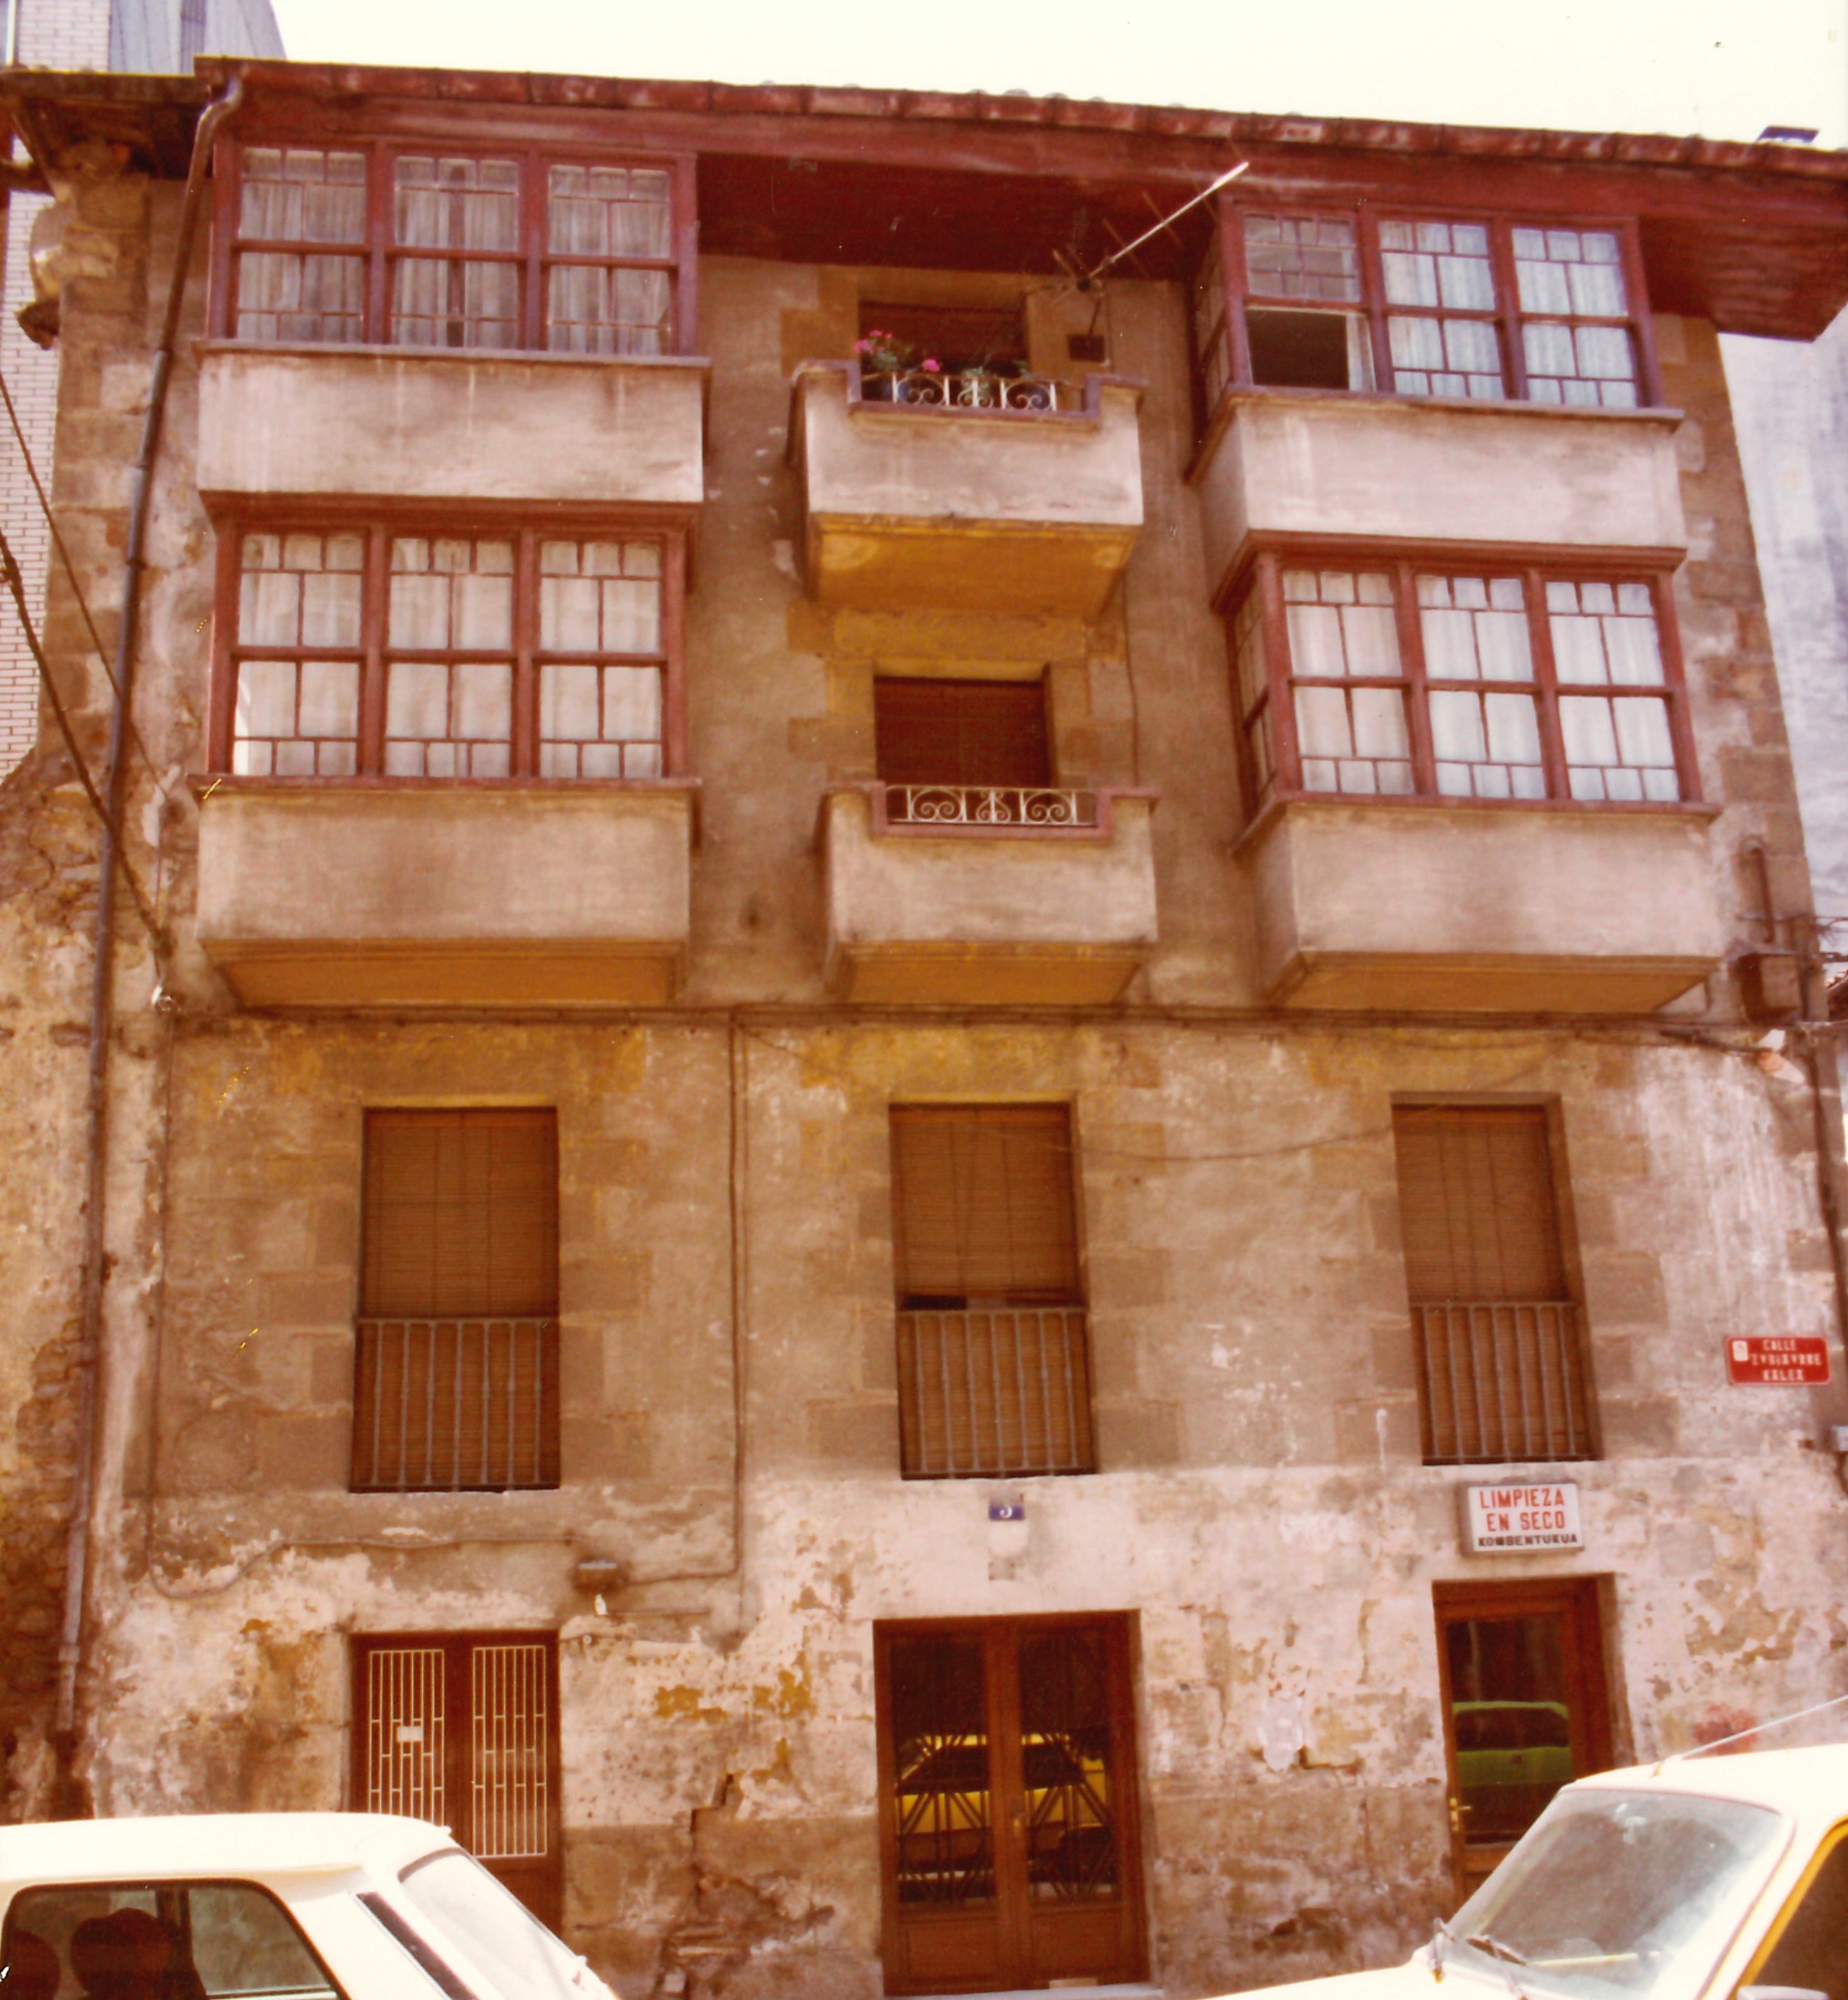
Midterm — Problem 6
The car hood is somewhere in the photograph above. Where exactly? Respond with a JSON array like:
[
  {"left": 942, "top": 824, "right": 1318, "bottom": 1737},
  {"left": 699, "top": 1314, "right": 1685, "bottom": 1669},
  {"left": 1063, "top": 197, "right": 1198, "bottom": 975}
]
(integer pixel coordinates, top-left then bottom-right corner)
[{"left": 1210, "top": 1958, "right": 1496, "bottom": 2000}]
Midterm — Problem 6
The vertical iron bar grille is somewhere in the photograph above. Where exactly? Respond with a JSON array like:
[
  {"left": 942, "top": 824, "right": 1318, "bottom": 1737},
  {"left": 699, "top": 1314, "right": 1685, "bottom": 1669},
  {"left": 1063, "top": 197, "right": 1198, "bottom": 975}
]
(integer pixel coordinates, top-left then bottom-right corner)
[
  {"left": 1415, "top": 1302, "right": 1590, "bottom": 1464},
  {"left": 365, "top": 1647, "right": 446, "bottom": 1823},
  {"left": 897, "top": 1309, "right": 1095, "bottom": 1477},
  {"left": 471, "top": 1643, "right": 551, "bottom": 1862},
  {"left": 352, "top": 1319, "right": 559, "bottom": 1490}
]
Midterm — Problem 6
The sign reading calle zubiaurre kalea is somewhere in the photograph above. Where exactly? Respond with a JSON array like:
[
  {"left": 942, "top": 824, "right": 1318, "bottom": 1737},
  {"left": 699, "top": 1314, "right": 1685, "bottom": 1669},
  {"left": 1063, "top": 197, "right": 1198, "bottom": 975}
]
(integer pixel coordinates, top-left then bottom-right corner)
[
  {"left": 1461, "top": 1482, "right": 1584, "bottom": 1555},
  {"left": 1725, "top": 1337, "right": 1830, "bottom": 1385}
]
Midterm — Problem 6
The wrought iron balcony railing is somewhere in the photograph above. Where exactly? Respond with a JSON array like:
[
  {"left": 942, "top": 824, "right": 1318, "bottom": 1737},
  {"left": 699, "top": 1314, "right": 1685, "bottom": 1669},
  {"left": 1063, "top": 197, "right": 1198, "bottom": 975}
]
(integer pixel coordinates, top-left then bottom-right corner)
[
  {"left": 897, "top": 1307, "right": 1096, "bottom": 1478},
  {"left": 352, "top": 1317, "right": 559, "bottom": 1492},
  {"left": 860, "top": 367, "right": 1080, "bottom": 412},
  {"left": 883, "top": 784, "right": 1100, "bottom": 830},
  {"left": 1414, "top": 1300, "right": 1593, "bottom": 1465}
]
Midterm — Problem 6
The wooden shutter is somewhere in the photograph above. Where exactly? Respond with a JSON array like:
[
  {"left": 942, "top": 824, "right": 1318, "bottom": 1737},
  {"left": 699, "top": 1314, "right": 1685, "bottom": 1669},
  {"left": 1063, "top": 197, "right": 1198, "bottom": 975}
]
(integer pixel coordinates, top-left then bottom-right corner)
[
  {"left": 361, "top": 1109, "right": 557, "bottom": 1317},
  {"left": 1392, "top": 1105, "right": 1566, "bottom": 1303},
  {"left": 875, "top": 680, "right": 1053, "bottom": 790},
  {"left": 891, "top": 1105, "right": 1079, "bottom": 1304},
  {"left": 354, "top": 1110, "right": 559, "bottom": 1492}
]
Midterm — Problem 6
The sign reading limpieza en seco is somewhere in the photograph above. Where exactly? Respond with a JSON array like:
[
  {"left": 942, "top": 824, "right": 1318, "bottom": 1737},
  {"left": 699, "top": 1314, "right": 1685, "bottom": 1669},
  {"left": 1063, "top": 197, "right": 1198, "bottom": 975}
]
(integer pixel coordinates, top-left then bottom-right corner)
[{"left": 1460, "top": 1482, "right": 1583, "bottom": 1555}]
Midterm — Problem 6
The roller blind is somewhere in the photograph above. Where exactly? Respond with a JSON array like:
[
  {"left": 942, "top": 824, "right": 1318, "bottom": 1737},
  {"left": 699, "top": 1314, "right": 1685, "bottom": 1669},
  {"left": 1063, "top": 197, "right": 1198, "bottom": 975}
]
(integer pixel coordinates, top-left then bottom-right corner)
[
  {"left": 875, "top": 679, "right": 1053, "bottom": 790},
  {"left": 890, "top": 1104, "right": 1080, "bottom": 1304},
  {"left": 1392, "top": 1105, "right": 1567, "bottom": 1302},
  {"left": 361, "top": 1109, "right": 558, "bottom": 1318}
]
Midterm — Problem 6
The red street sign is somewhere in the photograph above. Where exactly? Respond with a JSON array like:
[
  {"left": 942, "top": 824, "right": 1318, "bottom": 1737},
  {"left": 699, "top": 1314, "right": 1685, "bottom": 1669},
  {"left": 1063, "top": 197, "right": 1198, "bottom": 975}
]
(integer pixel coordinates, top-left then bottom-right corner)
[{"left": 1726, "top": 1337, "right": 1831, "bottom": 1386}]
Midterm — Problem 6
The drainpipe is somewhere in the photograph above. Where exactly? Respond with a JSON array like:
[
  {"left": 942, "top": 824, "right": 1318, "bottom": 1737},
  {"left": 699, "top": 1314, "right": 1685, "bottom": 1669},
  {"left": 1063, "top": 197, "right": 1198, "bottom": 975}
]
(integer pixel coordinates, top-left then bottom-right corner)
[{"left": 52, "top": 73, "right": 244, "bottom": 1811}]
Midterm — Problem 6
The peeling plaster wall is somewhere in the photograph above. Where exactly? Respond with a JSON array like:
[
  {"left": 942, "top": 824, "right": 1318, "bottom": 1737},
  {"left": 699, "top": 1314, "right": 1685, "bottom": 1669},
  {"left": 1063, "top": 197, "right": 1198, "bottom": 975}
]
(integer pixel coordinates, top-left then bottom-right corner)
[{"left": 0, "top": 143, "right": 1844, "bottom": 2000}]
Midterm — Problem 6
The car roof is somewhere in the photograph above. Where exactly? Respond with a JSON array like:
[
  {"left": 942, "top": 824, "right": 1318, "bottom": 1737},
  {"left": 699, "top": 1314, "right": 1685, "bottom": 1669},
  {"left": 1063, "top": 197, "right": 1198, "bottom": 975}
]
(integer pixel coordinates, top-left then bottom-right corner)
[
  {"left": 1576, "top": 1742, "right": 1848, "bottom": 1830},
  {"left": 0, "top": 1813, "right": 454, "bottom": 1891}
]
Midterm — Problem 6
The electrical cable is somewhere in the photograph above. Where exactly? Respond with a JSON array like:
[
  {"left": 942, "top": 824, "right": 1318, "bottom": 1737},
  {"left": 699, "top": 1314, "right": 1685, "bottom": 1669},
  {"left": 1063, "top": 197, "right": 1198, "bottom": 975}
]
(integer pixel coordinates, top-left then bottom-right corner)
[{"left": 0, "top": 523, "right": 162, "bottom": 939}]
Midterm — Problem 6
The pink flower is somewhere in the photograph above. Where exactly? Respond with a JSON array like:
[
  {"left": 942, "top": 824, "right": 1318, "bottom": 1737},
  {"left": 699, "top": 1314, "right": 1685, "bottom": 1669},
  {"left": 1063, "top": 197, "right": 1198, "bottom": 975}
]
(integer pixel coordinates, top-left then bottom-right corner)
[{"left": 921, "top": 357, "right": 941, "bottom": 372}]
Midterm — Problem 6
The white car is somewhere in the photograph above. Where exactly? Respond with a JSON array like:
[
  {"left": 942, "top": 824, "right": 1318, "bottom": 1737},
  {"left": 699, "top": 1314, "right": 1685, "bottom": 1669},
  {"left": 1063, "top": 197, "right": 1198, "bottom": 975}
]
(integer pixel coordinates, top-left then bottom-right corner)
[
  {"left": 1255, "top": 1743, "right": 1848, "bottom": 2000},
  {"left": 0, "top": 1814, "right": 617, "bottom": 2000}
]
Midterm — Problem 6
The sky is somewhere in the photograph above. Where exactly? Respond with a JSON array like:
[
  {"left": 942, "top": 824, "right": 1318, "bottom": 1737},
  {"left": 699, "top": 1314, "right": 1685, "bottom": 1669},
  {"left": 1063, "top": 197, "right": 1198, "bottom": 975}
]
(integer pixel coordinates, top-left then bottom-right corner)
[{"left": 266, "top": 0, "right": 1848, "bottom": 150}]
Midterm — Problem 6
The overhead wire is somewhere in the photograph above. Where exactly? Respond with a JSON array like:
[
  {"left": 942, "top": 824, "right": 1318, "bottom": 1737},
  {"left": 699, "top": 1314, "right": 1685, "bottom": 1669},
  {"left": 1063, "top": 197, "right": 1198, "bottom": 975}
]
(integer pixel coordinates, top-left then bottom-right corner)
[
  {"left": 0, "top": 523, "right": 162, "bottom": 940},
  {"left": 0, "top": 358, "right": 172, "bottom": 796}
]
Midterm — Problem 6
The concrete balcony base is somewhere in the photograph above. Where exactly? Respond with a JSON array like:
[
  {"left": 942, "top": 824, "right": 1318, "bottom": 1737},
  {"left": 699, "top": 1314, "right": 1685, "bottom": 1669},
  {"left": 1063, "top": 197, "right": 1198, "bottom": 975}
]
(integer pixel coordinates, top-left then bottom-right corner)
[
  {"left": 820, "top": 786, "right": 1160, "bottom": 1007},
  {"left": 791, "top": 363, "right": 1145, "bottom": 617},
  {"left": 1241, "top": 796, "right": 1724, "bottom": 1015},
  {"left": 195, "top": 780, "right": 695, "bottom": 1010}
]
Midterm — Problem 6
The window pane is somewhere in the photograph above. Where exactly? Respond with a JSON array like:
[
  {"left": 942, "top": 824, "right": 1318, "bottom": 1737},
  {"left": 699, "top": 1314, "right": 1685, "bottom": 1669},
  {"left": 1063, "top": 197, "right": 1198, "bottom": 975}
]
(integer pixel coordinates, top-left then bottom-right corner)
[
  {"left": 1418, "top": 576, "right": 1534, "bottom": 683},
  {"left": 234, "top": 659, "right": 359, "bottom": 776},
  {"left": 1284, "top": 571, "right": 1402, "bottom": 680},
  {"left": 1241, "top": 211, "right": 1361, "bottom": 303},
  {"left": 395, "top": 155, "right": 520, "bottom": 250},
  {"left": 390, "top": 538, "right": 515, "bottom": 650},
  {"left": 235, "top": 249, "right": 366, "bottom": 344},
  {"left": 547, "top": 162, "right": 672, "bottom": 259},
  {"left": 240, "top": 147, "right": 367, "bottom": 243}
]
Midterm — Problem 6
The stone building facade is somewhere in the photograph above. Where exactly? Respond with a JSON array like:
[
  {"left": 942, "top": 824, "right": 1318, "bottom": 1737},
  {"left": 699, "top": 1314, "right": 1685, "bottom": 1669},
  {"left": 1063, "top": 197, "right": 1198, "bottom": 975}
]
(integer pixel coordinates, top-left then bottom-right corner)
[{"left": 3, "top": 56, "right": 1848, "bottom": 2000}]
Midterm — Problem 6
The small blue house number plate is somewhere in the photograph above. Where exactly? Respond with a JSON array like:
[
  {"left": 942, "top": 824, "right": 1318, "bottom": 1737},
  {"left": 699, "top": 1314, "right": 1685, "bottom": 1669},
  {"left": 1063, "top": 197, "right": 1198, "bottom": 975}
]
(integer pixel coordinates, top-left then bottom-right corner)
[{"left": 988, "top": 1499, "right": 1026, "bottom": 1522}]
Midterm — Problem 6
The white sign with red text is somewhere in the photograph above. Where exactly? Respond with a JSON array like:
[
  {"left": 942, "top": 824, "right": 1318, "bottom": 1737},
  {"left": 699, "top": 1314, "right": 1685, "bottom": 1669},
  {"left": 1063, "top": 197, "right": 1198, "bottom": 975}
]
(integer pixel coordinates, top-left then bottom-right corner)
[{"left": 1460, "top": 1481, "right": 1583, "bottom": 1554}]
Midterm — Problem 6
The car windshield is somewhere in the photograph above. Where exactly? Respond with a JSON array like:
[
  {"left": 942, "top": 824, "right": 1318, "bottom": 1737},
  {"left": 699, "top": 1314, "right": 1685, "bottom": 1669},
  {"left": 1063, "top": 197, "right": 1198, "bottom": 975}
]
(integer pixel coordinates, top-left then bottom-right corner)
[
  {"left": 1445, "top": 1787, "right": 1788, "bottom": 2000},
  {"left": 394, "top": 1852, "right": 615, "bottom": 2000}
]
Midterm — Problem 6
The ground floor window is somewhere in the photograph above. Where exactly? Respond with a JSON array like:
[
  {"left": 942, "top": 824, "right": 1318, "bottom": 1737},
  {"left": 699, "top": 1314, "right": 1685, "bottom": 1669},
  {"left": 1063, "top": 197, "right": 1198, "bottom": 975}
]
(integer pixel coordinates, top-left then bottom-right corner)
[
  {"left": 1435, "top": 1578, "right": 1613, "bottom": 1902},
  {"left": 875, "top": 1614, "right": 1145, "bottom": 1995},
  {"left": 352, "top": 1631, "right": 562, "bottom": 1926}
]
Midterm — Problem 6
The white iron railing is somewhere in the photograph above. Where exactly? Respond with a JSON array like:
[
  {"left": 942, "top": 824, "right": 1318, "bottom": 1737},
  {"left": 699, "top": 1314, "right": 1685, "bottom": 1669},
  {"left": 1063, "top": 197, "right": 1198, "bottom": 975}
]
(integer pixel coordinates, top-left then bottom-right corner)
[
  {"left": 884, "top": 784, "right": 1099, "bottom": 829},
  {"left": 860, "top": 367, "right": 1078, "bottom": 411}
]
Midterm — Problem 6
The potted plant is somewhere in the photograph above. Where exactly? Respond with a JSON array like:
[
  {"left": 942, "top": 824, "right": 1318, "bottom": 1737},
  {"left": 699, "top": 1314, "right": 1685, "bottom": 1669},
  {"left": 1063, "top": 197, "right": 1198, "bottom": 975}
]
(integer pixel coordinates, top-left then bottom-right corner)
[{"left": 853, "top": 330, "right": 941, "bottom": 401}]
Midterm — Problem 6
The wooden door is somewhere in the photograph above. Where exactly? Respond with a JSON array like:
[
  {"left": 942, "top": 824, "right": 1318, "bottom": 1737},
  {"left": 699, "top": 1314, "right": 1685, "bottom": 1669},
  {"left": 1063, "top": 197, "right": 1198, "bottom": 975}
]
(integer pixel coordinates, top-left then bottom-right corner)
[
  {"left": 352, "top": 1631, "right": 563, "bottom": 1928},
  {"left": 875, "top": 1615, "right": 1146, "bottom": 1996},
  {"left": 1433, "top": 1580, "right": 1612, "bottom": 1904}
]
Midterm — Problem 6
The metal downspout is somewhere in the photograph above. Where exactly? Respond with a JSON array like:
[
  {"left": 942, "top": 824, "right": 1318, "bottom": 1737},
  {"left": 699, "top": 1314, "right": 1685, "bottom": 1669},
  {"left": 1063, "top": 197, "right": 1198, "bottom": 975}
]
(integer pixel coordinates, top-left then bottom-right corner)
[{"left": 52, "top": 74, "right": 244, "bottom": 1811}]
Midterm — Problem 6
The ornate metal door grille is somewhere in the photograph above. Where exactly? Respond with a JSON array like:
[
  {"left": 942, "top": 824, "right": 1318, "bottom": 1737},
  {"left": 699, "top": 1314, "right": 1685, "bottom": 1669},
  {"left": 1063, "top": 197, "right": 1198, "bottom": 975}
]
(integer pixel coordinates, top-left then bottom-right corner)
[
  {"left": 472, "top": 1641, "right": 551, "bottom": 1861},
  {"left": 353, "top": 1632, "right": 561, "bottom": 1926},
  {"left": 364, "top": 1645, "right": 446, "bottom": 1823}
]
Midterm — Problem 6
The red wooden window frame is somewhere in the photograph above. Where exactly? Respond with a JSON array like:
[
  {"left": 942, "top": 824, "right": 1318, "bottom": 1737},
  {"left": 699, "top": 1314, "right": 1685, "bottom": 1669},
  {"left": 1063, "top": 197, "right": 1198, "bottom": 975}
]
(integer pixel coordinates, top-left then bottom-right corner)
[
  {"left": 210, "top": 135, "right": 699, "bottom": 355},
  {"left": 1194, "top": 198, "right": 1662, "bottom": 435},
  {"left": 208, "top": 511, "right": 690, "bottom": 780},
  {"left": 1225, "top": 545, "right": 1699, "bottom": 820}
]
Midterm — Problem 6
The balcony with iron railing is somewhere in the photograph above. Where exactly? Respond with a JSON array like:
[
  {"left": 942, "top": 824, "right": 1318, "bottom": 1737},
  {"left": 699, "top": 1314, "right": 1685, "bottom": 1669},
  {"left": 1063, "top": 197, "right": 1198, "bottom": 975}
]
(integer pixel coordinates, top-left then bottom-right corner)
[
  {"left": 351, "top": 1317, "right": 559, "bottom": 1492},
  {"left": 897, "top": 1307, "right": 1095, "bottom": 1478},
  {"left": 1414, "top": 1300, "right": 1594, "bottom": 1465},
  {"left": 820, "top": 783, "right": 1160, "bottom": 1005},
  {"left": 788, "top": 360, "right": 1145, "bottom": 617}
]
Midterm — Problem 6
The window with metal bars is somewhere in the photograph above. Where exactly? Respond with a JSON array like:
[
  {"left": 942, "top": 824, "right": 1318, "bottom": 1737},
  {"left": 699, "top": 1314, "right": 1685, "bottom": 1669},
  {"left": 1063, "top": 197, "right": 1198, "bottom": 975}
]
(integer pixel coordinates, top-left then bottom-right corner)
[
  {"left": 213, "top": 520, "right": 684, "bottom": 781},
  {"left": 1227, "top": 555, "right": 1696, "bottom": 816},
  {"left": 1392, "top": 1105, "right": 1595, "bottom": 1466},
  {"left": 889, "top": 1105, "right": 1094, "bottom": 1479},
  {"left": 352, "top": 1110, "right": 559, "bottom": 1493},
  {"left": 1190, "top": 203, "right": 1657, "bottom": 433},
  {"left": 215, "top": 141, "right": 694, "bottom": 355}
]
